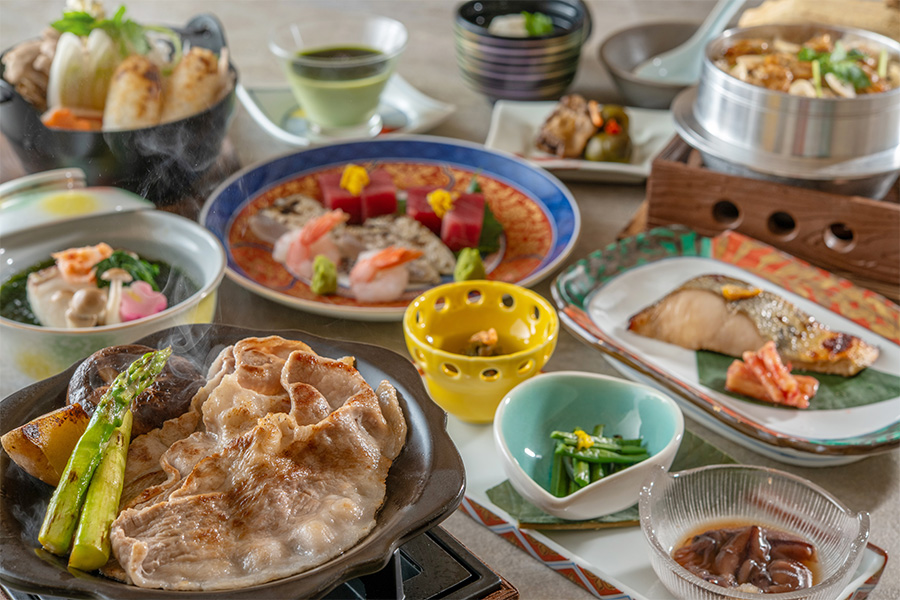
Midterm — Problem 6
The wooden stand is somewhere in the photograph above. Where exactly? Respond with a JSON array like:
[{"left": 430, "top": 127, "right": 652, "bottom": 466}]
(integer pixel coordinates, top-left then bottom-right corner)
[{"left": 641, "top": 137, "right": 900, "bottom": 301}]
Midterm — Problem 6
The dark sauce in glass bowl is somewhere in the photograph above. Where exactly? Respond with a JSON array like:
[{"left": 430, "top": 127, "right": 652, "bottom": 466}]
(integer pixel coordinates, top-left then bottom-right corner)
[
  {"left": 673, "top": 522, "right": 819, "bottom": 593},
  {"left": 0, "top": 256, "right": 198, "bottom": 326}
]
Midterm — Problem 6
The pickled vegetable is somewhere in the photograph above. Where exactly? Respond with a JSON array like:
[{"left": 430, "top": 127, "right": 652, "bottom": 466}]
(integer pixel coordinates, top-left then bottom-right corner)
[
  {"left": 600, "top": 104, "right": 630, "bottom": 133},
  {"left": 584, "top": 132, "right": 632, "bottom": 163}
]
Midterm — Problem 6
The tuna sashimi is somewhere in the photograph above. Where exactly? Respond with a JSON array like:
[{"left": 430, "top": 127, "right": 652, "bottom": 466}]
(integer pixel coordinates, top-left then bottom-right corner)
[
  {"left": 361, "top": 169, "right": 397, "bottom": 221},
  {"left": 318, "top": 171, "right": 362, "bottom": 224},
  {"left": 404, "top": 186, "right": 442, "bottom": 234},
  {"left": 441, "top": 192, "right": 484, "bottom": 252}
]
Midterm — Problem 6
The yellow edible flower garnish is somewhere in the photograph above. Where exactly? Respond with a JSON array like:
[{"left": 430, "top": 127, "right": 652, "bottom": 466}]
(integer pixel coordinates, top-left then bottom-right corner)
[
  {"left": 574, "top": 428, "right": 594, "bottom": 451},
  {"left": 722, "top": 285, "right": 761, "bottom": 301},
  {"left": 426, "top": 189, "right": 458, "bottom": 218},
  {"left": 340, "top": 164, "right": 370, "bottom": 196}
]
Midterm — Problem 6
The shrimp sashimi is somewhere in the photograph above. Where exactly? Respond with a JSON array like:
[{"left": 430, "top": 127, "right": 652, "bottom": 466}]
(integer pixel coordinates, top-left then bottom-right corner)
[
  {"left": 51, "top": 242, "right": 113, "bottom": 284},
  {"left": 349, "top": 246, "right": 424, "bottom": 303},
  {"left": 273, "top": 210, "right": 349, "bottom": 280}
]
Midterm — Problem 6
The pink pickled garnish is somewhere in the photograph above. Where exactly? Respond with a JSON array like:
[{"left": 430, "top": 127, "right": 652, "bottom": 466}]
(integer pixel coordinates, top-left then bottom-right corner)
[{"left": 119, "top": 281, "right": 167, "bottom": 322}]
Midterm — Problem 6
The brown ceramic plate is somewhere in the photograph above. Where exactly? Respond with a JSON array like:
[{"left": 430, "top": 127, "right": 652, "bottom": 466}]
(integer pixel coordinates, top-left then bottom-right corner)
[{"left": 0, "top": 324, "right": 465, "bottom": 599}]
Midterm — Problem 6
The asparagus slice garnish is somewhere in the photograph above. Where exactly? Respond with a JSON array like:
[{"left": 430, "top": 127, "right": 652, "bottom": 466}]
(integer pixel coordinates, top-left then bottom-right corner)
[
  {"left": 38, "top": 347, "right": 171, "bottom": 555},
  {"left": 68, "top": 410, "right": 133, "bottom": 571}
]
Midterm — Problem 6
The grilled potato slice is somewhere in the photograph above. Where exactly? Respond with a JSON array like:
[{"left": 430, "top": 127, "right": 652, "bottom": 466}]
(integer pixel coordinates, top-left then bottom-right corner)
[{"left": 1, "top": 404, "right": 90, "bottom": 485}]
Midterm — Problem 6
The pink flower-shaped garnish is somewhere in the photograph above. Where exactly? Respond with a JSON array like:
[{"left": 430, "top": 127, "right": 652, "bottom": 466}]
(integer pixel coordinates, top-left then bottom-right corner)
[{"left": 119, "top": 281, "right": 167, "bottom": 322}]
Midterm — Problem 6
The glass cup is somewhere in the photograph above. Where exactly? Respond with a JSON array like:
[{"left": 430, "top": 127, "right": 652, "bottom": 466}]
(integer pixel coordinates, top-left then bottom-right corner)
[{"left": 269, "top": 15, "right": 408, "bottom": 141}]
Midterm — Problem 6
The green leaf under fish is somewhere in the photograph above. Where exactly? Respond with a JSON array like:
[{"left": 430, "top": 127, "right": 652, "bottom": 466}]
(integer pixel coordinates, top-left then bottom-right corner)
[{"left": 696, "top": 350, "right": 900, "bottom": 410}]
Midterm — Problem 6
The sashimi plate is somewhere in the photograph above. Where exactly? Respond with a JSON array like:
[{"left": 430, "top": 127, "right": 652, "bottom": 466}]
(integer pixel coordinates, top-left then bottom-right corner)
[
  {"left": 484, "top": 100, "right": 675, "bottom": 183},
  {"left": 201, "top": 136, "right": 580, "bottom": 321},
  {"left": 552, "top": 226, "right": 900, "bottom": 466}
]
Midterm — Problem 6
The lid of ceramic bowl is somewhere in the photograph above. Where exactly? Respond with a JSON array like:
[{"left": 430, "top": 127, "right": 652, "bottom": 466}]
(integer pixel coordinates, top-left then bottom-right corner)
[{"left": 0, "top": 169, "right": 153, "bottom": 237}]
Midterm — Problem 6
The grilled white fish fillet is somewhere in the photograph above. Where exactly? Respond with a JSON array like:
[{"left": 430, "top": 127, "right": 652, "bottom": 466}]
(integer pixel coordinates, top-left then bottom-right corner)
[{"left": 628, "top": 274, "right": 879, "bottom": 376}]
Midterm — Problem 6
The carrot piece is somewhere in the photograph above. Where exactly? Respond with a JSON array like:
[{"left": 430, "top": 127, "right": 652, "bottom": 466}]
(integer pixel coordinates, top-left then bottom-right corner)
[{"left": 43, "top": 108, "right": 101, "bottom": 131}]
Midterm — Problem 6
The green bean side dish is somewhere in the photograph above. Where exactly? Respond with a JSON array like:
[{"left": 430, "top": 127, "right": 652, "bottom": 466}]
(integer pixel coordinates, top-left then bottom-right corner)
[{"left": 549, "top": 425, "right": 650, "bottom": 497}]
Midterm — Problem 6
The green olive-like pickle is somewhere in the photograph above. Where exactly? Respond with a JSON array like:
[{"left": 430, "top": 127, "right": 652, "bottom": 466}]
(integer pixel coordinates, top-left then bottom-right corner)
[
  {"left": 585, "top": 131, "right": 632, "bottom": 163},
  {"left": 600, "top": 104, "right": 630, "bottom": 133}
]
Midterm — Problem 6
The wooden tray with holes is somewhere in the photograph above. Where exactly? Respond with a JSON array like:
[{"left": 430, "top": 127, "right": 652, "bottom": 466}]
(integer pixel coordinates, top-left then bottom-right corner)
[{"left": 643, "top": 136, "right": 900, "bottom": 300}]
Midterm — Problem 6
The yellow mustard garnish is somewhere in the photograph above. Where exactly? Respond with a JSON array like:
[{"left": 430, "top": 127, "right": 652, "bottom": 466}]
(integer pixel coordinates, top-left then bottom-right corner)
[
  {"left": 574, "top": 428, "right": 594, "bottom": 451},
  {"left": 722, "top": 284, "right": 761, "bottom": 301},
  {"left": 426, "top": 189, "right": 458, "bottom": 218},
  {"left": 340, "top": 164, "right": 370, "bottom": 196}
]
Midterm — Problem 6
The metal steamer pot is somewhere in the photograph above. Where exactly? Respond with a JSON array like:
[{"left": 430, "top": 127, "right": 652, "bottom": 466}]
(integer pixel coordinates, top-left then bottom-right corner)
[
  {"left": 673, "top": 24, "right": 900, "bottom": 199},
  {"left": 0, "top": 15, "right": 238, "bottom": 205}
]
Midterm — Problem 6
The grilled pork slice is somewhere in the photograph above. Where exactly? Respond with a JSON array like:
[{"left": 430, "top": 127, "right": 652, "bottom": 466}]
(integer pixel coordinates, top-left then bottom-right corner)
[
  {"left": 110, "top": 335, "right": 407, "bottom": 591},
  {"left": 628, "top": 274, "right": 879, "bottom": 376}
]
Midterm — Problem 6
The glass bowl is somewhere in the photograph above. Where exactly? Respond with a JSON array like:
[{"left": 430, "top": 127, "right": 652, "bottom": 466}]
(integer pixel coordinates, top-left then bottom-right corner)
[
  {"left": 268, "top": 15, "right": 407, "bottom": 140},
  {"left": 639, "top": 464, "right": 870, "bottom": 599}
]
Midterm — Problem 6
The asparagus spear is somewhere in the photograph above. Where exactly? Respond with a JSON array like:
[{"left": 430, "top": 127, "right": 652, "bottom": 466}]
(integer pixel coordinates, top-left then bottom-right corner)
[
  {"left": 69, "top": 410, "right": 133, "bottom": 571},
  {"left": 38, "top": 347, "right": 171, "bottom": 555}
]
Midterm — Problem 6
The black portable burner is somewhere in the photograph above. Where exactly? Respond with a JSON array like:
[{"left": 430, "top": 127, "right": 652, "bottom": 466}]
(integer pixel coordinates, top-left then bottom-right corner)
[{"left": 1, "top": 526, "right": 504, "bottom": 600}]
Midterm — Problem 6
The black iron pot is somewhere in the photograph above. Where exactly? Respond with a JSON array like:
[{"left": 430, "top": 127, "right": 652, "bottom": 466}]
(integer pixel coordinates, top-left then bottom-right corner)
[{"left": 0, "top": 14, "right": 238, "bottom": 205}]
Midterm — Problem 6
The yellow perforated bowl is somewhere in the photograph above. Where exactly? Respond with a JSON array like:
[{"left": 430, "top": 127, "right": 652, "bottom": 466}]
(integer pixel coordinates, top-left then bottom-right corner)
[{"left": 403, "top": 281, "right": 559, "bottom": 423}]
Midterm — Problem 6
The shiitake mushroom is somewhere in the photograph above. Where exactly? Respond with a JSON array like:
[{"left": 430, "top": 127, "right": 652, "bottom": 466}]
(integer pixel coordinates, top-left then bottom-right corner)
[{"left": 67, "top": 344, "right": 205, "bottom": 436}]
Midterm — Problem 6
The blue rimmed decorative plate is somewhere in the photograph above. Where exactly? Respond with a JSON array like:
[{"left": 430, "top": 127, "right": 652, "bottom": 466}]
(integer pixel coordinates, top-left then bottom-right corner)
[
  {"left": 552, "top": 226, "right": 900, "bottom": 467},
  {"left": 201, "top": 136, "right": 581, "bottom": 321}
]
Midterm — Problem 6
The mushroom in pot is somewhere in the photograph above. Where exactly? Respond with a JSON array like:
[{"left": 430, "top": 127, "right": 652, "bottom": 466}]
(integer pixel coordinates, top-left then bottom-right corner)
[
  {"left": 100, "top": 267, "right": 132, "bottom": 325},
  {"left": 64, "top": 287, "right": 106, "bottom": 328}
]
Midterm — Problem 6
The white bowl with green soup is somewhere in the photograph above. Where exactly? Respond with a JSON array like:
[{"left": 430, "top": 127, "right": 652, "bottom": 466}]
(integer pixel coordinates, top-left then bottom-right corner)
[{"left": 0, "top": 208, "right": 225, "bottom": 393}]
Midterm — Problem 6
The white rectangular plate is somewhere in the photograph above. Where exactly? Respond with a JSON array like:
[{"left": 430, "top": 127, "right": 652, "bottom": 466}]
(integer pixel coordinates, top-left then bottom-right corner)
[{"left": 484, "top": 100, "right": 675, "bottom": 183}]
